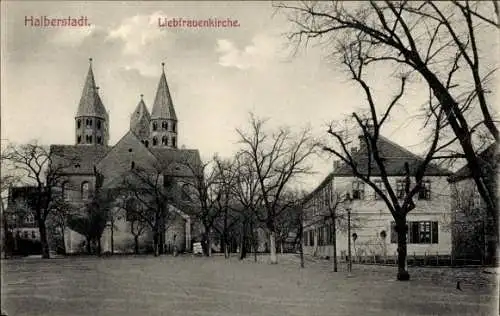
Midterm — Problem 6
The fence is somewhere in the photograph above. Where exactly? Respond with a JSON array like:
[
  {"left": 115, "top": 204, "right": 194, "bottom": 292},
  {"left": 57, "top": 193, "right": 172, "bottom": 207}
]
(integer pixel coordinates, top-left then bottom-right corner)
[{"left": 344, "top": 251, "right": 493, "bottom": 267}]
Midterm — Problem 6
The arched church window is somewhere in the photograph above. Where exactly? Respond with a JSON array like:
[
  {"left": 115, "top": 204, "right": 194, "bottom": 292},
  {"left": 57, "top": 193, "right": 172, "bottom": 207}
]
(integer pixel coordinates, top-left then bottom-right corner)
[
  {"left": 153, "top": 122, "right": 158, "bottom": 131},
  {"left": 77, "top": 135, "right": 82, "bottom": 144},
  {"left": 81, "top": 182, "right": 90, "bottom": 200},
  {"left": 131, "top": 161, "right": 135, "bottom": 169},
  {"left": 97, "top": 136, "right": 102, "bottom": 144},
  {"left": 77, "top": 120, "right": 81, "bottom": 129},
  {"left": 144, "top": 140, "right": 149, "bottom": 147},
  {"left": 97, "top": 120, "right": 101, "bottom": 130},
  {"left": 162, "top": 136, "right": 167, "bottom": 145},
  {"left": 89, "top": 119, "right": 93, "bottom": 127},
  {"left": 173, "top": 122, "right": 176, "bottom": 133},
  {"left": 152, "top": 137, "right": 158, "bottom": 146},
  {"left": 89, "top": 135, "right": 93, "bottom": 144},
  {"left": 172, "top": 137, "right": 176, "bottom": 148}
]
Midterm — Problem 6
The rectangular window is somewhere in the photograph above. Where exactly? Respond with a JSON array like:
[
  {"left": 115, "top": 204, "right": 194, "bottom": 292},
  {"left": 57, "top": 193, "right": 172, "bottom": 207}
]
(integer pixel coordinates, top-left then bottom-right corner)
[
  {"left": 396, "top": 179, "right": 405, "bottom": 199},
  {"left": 352, "top": 181, "right": 365, "bottom": 200},
  {"left": 390, "top": 221, "right": 438, "bottom": 244},
  {"left": 309, "top": 231, "right": 314, "bottom": 246},
  {"left": 303, "top": 231, "right": 308, "bottom": 246},
  {"left": 374, "top": 180, "right": 386, "bottom": 200},
  {"left": 418, "top": 180, "right": 431, "bottom": 200}
]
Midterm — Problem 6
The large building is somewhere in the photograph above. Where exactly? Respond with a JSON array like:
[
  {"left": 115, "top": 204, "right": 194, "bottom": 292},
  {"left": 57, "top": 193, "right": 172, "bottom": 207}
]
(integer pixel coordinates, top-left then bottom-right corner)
[
  {"left": 302, "top": 135, "right": 453, "bottom": 261},
  {"left": 46, "top": 59, "right": 202, "bottom": 254}
]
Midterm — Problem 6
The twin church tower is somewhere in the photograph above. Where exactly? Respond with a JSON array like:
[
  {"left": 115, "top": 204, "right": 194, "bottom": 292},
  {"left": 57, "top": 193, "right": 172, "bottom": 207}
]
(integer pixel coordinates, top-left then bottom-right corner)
[{"left": 75, "top": 59, "right": 178, "bottom": 149}]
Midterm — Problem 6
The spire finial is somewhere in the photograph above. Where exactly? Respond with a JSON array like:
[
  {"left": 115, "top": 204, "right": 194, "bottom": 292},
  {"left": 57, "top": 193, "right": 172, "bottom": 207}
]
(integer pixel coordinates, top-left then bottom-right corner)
[
  {"left": 161, "top": 62, "right": 165, "bottom": 71},
  {"left": 140, "top": 94, "right": 144, "bottom": 100},
  {"left": 89, "top": 58, "right": 93, "bottom": 65},
  {"left": 96, "top": 86, "right": 100, "bottom": 94}
]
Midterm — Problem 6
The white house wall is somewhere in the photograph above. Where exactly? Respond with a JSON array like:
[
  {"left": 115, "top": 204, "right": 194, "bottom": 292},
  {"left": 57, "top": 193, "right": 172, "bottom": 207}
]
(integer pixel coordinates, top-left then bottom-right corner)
[{"left": 303, "top": 175, "right": 452, "bottom": 258}]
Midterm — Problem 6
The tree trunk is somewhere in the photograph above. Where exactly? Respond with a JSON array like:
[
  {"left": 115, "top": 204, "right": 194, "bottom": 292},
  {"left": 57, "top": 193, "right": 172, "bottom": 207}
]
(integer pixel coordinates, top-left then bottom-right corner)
[
  {"left": 153, "top": 232, "right": 160, "bottom": 257},
  {"left": 251, "top": 223, "right": 257, "bottom": 262},
  {"left": 97, "top": 238, "right": 102, "bottom": 256},
  {"left": 239, "top": 223, "right": 247, "bottom": 260},
  {"left": 110, "top": 219, "right": 114, "bottom": 255},
  {"left": 134, "top": 235, "right": 139, "bottom": 254},
  {"left": 38, "top": 218, "right": 50, "bottom": 259},
  {"left": 396, "top": 219, "right": 410, "bottom": 281},
  {"left": 332, "top": 220, "right": 338, "bottom": 272},
  {"left": 269, "top": 231, "right": 278, "bottom": 264},
  {"left": 204, "top": 224, "right": 212, "bottom": 257},
  {"left": 207, "top": 232, "right": 212, "bottom": 257},
  {"left": 86, "top": 237, "right": 91, "bottom": 255},
  {"left": 223, "top": 209, "right": 228, "bottom": 258},
  {"left": 60, "top": 226, "right": 67, "bottom": 255}
]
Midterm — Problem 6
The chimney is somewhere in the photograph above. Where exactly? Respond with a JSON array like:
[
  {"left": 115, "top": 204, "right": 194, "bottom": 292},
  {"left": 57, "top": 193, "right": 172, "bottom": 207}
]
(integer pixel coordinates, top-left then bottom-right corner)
[{"left": 333, "top": 160, "right": 340, "bottom": 170}]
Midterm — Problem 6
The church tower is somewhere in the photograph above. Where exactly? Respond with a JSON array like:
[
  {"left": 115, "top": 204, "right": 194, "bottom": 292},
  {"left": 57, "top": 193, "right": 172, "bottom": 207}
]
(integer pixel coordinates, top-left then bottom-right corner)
[
  {"left": 130, "top": 94, "right": 151, "bottom": 147},
  {"left": 150, "top": 62, "right": 178, "bottom": 148},
  {"left": 75, "top": 58, "right": 109, "bottom": 146}
]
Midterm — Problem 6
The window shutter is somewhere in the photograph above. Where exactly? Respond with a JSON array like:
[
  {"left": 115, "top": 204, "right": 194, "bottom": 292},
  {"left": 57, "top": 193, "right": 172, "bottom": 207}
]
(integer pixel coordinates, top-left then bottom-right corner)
[{"left": 432, "top": 222, "right": 439, "bottom": 244}]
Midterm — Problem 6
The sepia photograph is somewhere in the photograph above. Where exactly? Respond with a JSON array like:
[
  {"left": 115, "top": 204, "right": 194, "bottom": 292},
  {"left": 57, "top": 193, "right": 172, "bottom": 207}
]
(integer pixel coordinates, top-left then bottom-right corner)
[{"left": 1, "top": 1, "right": 499, "bottom": 315}]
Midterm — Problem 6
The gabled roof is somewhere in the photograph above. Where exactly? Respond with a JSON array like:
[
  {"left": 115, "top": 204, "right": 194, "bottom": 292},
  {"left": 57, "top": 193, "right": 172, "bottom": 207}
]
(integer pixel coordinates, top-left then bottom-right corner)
[
  {"left": 448, "top": 142, "right": 499, "bottom": 183},
  {"left": 50, "top": 144, "right": 111, "bottom": 174},
  {"left": 333, "top": 136, "right": 452, "bottom": 177},
  {"left": 76, "top": 59, "right": 108, "bottom": 119},
  {"left": 148, "top": 147, "right": 202, "bottom": 177},
  {"left": 151, "top": 63, "right": 177, "bottom": 121}
]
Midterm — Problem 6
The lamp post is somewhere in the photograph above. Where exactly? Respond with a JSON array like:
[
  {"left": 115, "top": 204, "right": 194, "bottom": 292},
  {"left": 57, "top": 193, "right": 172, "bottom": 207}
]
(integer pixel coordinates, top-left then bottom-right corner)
[{"left": 346, "top": 192, "right": 352, "bottom": 275}]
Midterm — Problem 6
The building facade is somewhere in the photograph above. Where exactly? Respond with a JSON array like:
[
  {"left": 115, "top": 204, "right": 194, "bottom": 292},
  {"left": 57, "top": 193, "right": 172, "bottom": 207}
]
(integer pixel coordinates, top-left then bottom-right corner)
[
  {"left": 447, "top": 143, "right": 498, "bottom": 263},
  {"left": 303, "top": 136, "right": 453, "bottom": 261},
  {"left": 20, "top": 58, "right": 203, "bottom": 254}
]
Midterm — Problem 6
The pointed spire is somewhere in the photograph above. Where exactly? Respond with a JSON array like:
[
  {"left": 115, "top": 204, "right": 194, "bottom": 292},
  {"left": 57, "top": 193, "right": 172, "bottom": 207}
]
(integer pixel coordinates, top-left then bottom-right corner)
[
  {"left": 76, "top": 58, "right": 107, "bottom": 119},
  {"left": 151, "top": 62, "right": 177, "bottom": 121},
  {"left": 130, "top": 94, "right": 151, "bottom": 137}
]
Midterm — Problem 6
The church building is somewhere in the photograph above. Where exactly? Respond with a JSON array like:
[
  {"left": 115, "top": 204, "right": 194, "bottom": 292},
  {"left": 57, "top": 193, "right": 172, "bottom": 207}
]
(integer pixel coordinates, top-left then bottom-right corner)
[{"left": 50, "top": 59, "right": 202, "bottom": 254}]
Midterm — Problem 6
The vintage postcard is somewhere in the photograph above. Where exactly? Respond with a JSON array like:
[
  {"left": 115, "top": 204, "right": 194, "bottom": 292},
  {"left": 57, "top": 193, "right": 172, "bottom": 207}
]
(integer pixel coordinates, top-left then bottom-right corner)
[{"left": 1, "top": 1, "right": 498, "bottom": 315}]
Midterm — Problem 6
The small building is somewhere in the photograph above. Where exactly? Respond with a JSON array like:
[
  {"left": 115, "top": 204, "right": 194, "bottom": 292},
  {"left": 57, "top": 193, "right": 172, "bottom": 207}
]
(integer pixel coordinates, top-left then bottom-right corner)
[
  {"left": 447, "top": 143, "right": 498, "bottom": 264},
  {"left": 4, "top": 186, "right": 42, "bottom": 256}
]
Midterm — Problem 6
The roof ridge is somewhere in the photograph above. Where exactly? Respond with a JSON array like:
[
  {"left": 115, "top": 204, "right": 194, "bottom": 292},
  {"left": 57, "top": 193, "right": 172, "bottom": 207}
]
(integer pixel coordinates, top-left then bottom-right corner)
[{"left": 378, "top": 136, "right": 451, "bottom": 174}]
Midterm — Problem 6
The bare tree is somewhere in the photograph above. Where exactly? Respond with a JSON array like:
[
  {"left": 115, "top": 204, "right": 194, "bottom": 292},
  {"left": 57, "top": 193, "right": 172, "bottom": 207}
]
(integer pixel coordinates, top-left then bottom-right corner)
[
  {"left": 66, "top": 190, "right": 112, "bottom": 255},
  {"left": 312, "top": 36, "right": 447, "bottom": 279},
  {"left": 236, "top": 114, "right": 317, "bottom": 264},
  {"left": 118, "top": 162, "right": 183, "bottom": 257},
  {"left": 277, "top": 0, "right": 499, "bottom": 247},
  {"left": 179, "top": 158, "right": 221, "bottom": 256},
  {"left": 46, "top": 198, "right": 75, "bottom": 255},
  {"left": 233, "top": 152, "right": 263, "bottom": 261},
  {"left": 119, "top": 197, "right": 148, "bottom": 254},
  {"left": 3, "top": 142, "right": 76, "bottom": 258},
  {"left": 1, "top": 152, "right": 20, "bottom": 258}
]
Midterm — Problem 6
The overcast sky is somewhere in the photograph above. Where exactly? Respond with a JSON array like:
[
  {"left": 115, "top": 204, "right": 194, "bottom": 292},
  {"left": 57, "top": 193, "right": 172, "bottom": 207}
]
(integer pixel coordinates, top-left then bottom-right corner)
[{"left": 1, "top": 1, "right": 498, "bottom": 191}]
